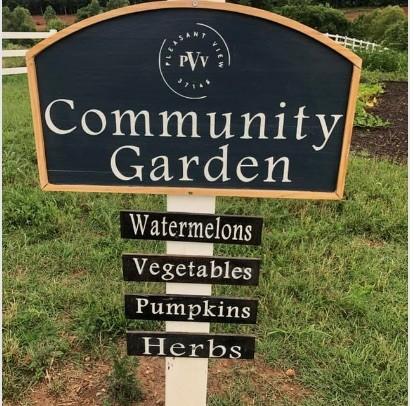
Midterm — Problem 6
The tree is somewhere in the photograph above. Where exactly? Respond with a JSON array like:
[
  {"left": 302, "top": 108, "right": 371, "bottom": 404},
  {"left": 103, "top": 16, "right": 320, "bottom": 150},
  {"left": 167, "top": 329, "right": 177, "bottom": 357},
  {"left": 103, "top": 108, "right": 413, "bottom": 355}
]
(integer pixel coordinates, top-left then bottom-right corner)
[
  {"left": 75, "top": 0, "right": 102, "bottom": 21},
  {"left": 106, "top": 0, "right": 129, "bottom": 11},
  {"left": 88, "top": 0, "right": 102, "bottom": 15},
  {"left": 350, "top": 6, "right": 407, "bottom": 45},
  {"left": 3, "top": 6, "right": 36, "bottom": 32},
  {"left": 276, "top": 5, "right": 350, "bottom": 35},
  {"left": 2, "top": 6, "right": 13, "bottom": 31},
  {"left": 43, "top": 5, "right": 57, "bottom": 22},
  {"left": 382, "top": 19, "right": 408, "bottom": 51}
]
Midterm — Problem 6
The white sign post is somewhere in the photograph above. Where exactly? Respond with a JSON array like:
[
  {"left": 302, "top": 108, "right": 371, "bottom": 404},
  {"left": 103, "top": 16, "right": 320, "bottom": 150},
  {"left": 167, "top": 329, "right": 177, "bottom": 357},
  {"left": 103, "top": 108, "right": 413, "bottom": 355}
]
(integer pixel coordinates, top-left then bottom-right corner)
[
  {"left": 164, "top": 0, "right": 223, "bottom": 402},
  {"left": 165, "top": 195, "right": 215, "bottom": 406}
]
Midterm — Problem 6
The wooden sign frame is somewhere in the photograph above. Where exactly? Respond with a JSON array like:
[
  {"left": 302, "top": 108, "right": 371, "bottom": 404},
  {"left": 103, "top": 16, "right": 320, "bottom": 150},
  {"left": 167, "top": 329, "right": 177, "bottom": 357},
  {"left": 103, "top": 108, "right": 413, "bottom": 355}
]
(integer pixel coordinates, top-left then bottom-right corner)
[{"left": 26, "top": 0, "right": 361, "bottom": 200}]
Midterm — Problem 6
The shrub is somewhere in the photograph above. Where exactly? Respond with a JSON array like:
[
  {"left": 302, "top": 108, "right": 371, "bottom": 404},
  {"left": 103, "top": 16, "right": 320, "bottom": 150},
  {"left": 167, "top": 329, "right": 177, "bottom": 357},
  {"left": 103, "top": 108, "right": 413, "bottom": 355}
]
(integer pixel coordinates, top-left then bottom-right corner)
[
  {"left": 107, "top": 352, "right": 143, "bottom": 405},
  {"left": 350, "top": 6, "right": 407, "bottom": 50},
  {"left": 76, "top": 0, "right": 102, "bottom": 22},
  {"left": 382, "top": 19, "right": 408, "bottom": 51},
  {"left": 2, "top": 6, "right": 36, "bottom": 32},
  {"left": 106, "top": 0, "right": 129, "bottom": 11},
  {"left": 357, "top": 49, "right": 408, "bottom": 73},
  {"left": 276, "top": 5, "right": 350, "bottom": 35},
  {"left": 46, "top": 18, "right": 66, "bottom": 31},
  {"left": 43, "top": 5, "right": 57, "bottom": 23}
]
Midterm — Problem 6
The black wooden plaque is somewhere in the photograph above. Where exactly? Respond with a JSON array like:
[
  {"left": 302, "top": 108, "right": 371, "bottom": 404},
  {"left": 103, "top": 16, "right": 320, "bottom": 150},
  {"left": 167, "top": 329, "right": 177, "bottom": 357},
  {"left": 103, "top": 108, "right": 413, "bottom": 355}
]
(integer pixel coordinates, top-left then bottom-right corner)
[
  {"left": 122, "top": 253, "right": 261, "bottom": 285},
  {"left": 125, "top": 294, "right": 258, "bottom": 323},
  {"left": 126, "top": 331, "right": 255, "bottom": 359},
  {"left": 28, "top": 3, "right": 360, "bottom": 198},
  {"left": 120, "top": 211, "right": 263, "bottom": 245}
]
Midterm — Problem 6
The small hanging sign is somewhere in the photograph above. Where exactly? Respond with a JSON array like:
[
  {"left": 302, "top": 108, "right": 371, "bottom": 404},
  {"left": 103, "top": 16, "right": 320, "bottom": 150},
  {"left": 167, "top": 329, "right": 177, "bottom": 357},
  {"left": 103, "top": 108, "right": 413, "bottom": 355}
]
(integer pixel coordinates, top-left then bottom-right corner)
[
  {"left": 122, "top": 253, "right": 261, "bottom": 285},
  {"left": 125, "top": 294, "right": 258, "bottom": 323},
  {"left": 127, "top": 331, "right": 256, "bottom": 359},
  {"left": 120, "top": 210, "right": 263, "bottom": 245}
]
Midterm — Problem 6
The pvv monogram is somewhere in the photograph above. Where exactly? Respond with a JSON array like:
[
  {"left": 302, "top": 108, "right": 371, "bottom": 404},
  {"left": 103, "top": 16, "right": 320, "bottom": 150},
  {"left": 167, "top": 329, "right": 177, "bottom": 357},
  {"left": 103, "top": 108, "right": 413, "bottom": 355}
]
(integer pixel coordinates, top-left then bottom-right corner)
[
  {"left": 159, "top": 23, "right": 231, "bottom": 100},
  {"left": 179, "top": 51, "right": 210, "bottom": 71}
]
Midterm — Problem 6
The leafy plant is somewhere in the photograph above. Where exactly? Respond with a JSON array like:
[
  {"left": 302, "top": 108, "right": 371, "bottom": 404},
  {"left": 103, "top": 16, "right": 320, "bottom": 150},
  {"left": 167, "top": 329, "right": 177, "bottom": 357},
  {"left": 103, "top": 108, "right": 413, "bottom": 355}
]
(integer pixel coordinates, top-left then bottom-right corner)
[
  {"left": 355, "top": 82, "right": 389, "bottom": 128},
  {"left": 47, "top": 18, "right": 67, "bottom": 31},
  {"left": 107, "top": 351, "right": 143, "bottom": 405}
]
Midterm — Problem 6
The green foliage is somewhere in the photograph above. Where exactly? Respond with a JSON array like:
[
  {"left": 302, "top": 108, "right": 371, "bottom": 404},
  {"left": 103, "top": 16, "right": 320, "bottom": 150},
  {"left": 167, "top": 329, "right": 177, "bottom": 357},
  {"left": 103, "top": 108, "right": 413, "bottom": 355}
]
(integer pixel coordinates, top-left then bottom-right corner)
[
  {"left": 46, "top": 18, "right": 67, "bottom": 31},
  {"left": 106, "top": 0, "right": 130, "bottom": 11},
  {"left": 76, "top": 0, "right": 102, "bottom": 22},
  {"left": 43, "top": 5, "right": 57, "bottom": 22},
  {"left": 357, "top": 49, "right": 408, "bottom": 73},
  {"left": 355, "top": 83, "right": 389, "bottom": 128},
  {"left": 276, "top": 5, "right": 350, "bottom": 35},
  {"left": 362, "top": 69, "right": 407, "bottom": 83},
  {"left": 2, "top": 5, "right": 35, "bottom": 32},
  {"left": 382, "top": 19, "right": 408, "bottom": 51},
  {"left": 351, "top": 6, "right": 407, "bottom": 50},
  {"left": 107, "top": 351, "right": 143, "bottom": 405}
]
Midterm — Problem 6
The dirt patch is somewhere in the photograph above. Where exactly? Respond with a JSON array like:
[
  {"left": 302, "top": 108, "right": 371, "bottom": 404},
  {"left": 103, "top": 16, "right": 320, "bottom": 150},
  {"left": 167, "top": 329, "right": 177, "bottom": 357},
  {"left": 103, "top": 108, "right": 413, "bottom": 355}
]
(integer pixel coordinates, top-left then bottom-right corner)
[
  {"left": 9, "top": 356, "right": 310, "bottom": 405},
  {"left": 32, "top": 15, "right": 76, "bottom": 31},
  {"left": 352, "top": 81, "right": 407, "bottom": 164},
  {"left": 209, "top": 358, "right": 310, "bottom": 404}
]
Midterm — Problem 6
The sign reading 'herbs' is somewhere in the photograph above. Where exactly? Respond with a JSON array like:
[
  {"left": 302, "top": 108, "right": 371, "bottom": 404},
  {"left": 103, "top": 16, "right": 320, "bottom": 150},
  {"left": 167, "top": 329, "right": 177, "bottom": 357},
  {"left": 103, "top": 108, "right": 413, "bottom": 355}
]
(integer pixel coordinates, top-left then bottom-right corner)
[
  {"left": 27, "top": 2, "right": 361, "bottom": 199},
  {"left": 127, "top": 331, "right": 255, "bottom": 359}
]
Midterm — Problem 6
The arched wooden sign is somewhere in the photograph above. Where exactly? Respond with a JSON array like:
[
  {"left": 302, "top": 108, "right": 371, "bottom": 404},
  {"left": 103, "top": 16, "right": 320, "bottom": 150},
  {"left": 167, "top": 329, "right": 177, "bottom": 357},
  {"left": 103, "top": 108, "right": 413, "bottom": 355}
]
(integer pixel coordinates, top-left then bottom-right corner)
[{"left": 27, "top": 1, "right": 361, "bottom": 200}]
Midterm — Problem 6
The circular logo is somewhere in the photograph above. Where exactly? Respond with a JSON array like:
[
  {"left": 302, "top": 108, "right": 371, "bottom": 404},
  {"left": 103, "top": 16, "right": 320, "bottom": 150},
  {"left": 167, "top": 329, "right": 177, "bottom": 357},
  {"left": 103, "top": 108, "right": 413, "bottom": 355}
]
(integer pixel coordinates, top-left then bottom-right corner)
[{"left": 158, "top": 23, "right": 231, "bottom": 100}]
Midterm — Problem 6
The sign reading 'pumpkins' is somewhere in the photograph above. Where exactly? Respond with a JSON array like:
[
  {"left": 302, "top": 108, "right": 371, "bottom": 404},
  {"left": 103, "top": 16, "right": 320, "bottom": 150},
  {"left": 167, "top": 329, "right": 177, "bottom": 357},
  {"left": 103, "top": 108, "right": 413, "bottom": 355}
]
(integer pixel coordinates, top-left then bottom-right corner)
[{"left": 27, "top": 1, "right": 361, "bottom": 200}]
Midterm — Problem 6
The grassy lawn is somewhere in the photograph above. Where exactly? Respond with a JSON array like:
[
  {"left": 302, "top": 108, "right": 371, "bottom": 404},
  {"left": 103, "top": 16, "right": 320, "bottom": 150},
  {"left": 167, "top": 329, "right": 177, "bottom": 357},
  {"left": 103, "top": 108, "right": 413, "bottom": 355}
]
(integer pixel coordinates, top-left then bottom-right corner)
[{"left": 3, "top": 75, "right": 407, "bottom": 405}]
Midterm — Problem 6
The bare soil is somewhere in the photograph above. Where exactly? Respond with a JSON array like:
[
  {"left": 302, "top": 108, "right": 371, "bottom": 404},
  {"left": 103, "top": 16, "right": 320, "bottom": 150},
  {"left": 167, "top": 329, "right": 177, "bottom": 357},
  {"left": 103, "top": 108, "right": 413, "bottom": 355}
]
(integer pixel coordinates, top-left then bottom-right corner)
[
  {"left": 32, "top": 15, "right": 76, "bottom": 31},
  {"left": 7, "top": 356, "right": 310, "bottom": 405},
  {"left": 352, "top": 81, "right": 408, "bottom": 164}
]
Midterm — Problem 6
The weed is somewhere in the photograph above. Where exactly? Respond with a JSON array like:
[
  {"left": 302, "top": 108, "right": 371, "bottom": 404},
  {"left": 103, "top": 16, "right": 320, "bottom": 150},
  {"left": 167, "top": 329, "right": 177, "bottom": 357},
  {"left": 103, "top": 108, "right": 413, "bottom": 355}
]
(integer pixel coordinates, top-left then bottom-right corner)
[{"left": 107, "top": 350, "right": 143, "bottom": 405}]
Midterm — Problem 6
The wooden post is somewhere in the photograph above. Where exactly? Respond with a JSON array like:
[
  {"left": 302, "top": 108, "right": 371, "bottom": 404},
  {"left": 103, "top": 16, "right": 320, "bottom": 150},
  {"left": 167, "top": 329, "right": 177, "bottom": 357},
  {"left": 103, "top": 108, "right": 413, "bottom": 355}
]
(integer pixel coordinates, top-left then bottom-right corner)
[{"left": 165, "top": 196, "right": 216, "bottom": 406}]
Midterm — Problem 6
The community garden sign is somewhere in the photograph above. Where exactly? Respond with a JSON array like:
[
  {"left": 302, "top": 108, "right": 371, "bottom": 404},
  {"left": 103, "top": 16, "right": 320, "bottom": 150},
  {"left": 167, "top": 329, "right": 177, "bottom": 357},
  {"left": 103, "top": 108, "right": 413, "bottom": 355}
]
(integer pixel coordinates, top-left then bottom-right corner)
[
  {"left": 27, "top": 1, "right": 361, "bottom": 199},
  {"left": 27, "top": 1, "right": 361, "bottom": 404}
]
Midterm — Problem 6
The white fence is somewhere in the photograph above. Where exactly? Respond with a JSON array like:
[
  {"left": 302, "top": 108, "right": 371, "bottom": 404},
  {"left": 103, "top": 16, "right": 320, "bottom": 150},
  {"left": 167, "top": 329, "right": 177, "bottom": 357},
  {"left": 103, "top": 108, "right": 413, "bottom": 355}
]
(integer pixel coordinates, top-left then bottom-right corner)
[
  {"left": 2, "top": 30, "right": 57, "bottom": 75},
  {"left": 324, "top": 33, "right": 384, "bottom": 52}
]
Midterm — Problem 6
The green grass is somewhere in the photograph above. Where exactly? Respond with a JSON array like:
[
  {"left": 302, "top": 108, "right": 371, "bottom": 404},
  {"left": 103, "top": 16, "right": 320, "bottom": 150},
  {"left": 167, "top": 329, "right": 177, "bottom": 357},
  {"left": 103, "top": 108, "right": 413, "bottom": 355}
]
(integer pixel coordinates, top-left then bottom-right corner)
[{"left": 3, "top": 75, "right": 407, "bottom": 405}]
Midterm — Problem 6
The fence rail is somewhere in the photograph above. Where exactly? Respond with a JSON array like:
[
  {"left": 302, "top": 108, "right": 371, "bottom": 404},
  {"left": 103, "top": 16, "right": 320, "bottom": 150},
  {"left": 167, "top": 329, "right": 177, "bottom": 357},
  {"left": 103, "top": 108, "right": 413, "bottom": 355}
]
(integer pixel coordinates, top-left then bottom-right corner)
[
  {"left": 2, "top": 30, "right": 56, "bottom": 75},
  {"left": 324, "top": 33, "right": 384, "bottom": 52}
]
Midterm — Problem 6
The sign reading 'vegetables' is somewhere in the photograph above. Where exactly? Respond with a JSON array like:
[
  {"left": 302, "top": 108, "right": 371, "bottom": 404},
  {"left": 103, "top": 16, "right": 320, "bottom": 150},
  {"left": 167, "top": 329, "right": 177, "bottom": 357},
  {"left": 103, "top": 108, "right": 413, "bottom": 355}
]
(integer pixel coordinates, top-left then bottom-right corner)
[{"left": 27, "top": 1, "right": 361, "bottom": 200}]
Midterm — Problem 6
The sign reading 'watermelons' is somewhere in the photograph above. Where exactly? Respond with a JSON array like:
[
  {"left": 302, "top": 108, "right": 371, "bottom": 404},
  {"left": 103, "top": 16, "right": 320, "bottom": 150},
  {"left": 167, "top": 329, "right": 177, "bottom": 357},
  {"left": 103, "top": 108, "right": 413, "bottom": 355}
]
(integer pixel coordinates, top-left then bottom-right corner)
[
  {"left": 120, "top": 211, "right": 263, "bottom": 244},
  {"left": 27, "top": 1, "right": 361, "bottom": 199}
]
